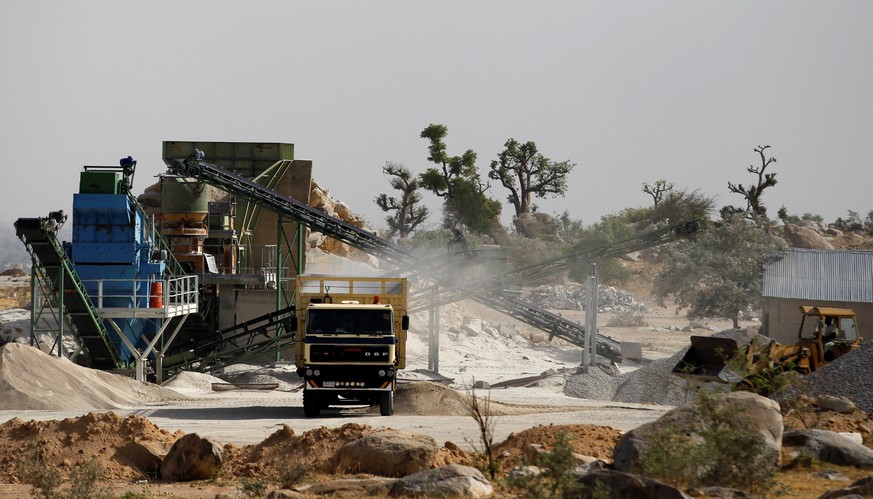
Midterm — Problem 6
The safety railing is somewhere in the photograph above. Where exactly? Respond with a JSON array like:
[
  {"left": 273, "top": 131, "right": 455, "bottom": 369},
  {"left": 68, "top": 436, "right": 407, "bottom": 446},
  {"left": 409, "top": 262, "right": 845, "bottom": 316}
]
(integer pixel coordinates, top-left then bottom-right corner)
[{"left": 85, "top": 275, "right": 199, "bottom": 319}]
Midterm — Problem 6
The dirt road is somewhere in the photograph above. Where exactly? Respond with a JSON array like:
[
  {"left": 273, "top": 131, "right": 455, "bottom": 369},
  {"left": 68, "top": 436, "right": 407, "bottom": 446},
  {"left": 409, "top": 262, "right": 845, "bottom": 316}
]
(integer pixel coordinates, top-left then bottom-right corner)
[{"left": 0, "top": 387, "right": 669, "bottom": 449}]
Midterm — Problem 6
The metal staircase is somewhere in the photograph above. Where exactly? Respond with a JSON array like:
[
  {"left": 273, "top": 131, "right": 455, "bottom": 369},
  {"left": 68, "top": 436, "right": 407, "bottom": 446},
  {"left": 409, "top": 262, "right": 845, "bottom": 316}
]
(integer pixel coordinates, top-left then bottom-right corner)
[
  {"left": 128, "top": 192, "right": 186, "bottom": 277},
  {"left": 15, "top": 215, "right": 123, "bottom": 369}
]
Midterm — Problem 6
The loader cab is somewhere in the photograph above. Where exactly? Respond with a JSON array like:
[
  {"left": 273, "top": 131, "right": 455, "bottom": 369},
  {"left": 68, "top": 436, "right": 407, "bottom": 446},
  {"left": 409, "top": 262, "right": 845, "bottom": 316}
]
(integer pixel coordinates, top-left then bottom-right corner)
[
  {"left": 798, "top": 306, "right": 858, "bottom": 342},
  {"left": 797, "top": 306, "right": 860, "bottom": 363}
]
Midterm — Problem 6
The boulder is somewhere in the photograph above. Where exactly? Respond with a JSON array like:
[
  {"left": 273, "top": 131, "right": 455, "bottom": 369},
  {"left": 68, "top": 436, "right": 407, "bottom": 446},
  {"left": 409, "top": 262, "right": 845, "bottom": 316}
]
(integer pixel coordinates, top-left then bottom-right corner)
[
  {"left": 614, "top": 391, "right": 783, "bottom": 473},
  {"left": 390, "top": 464, "right": 493, "bottom": 498},
  {"left": 782, "top": 429, "right": 873, "bottom": 468},
  {"left": 119, "top": 441, "right": 172, "bottom": 477},
  {"left": 333, "top": 430, "right": 438, "bottom": 477},
  {"left": 307, "top": 231, "right": 326, "bottom": 248},
  {"left": 160, "top": 433, "right": 225, "bottom": 481},
  {"left": 459, "top": 324, "right": 480, "bottom": 337},
  {"left": 818, "top": 395, "right": 858, "bottom": 414},
  {"left": 333, "top": 201, "right": 356, "bottom": 223},
  {"left": 508, "top": 465, "right": 542, "bottom": 480},
  {"left": 295, "top": 477, "right": 395, "bottom": 496},
  {"left": 529, "top": 332, "right": 546, "bottom": 344},
  {"left": 819, "top": 476, "right": 873, "bottom": 499},
  {"left": 573, "top": 470, "right": 691, "bottom": 499},
  {"left": 784, "top": 223, "right": 834, "bottom": 250}
]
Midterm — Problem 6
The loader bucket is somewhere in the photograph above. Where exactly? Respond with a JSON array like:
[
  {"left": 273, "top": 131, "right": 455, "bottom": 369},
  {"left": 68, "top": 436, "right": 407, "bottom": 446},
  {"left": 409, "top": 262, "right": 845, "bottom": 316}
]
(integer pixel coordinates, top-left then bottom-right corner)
[{"left": 672, "top": 336, "right": 743, "bottom": 384}]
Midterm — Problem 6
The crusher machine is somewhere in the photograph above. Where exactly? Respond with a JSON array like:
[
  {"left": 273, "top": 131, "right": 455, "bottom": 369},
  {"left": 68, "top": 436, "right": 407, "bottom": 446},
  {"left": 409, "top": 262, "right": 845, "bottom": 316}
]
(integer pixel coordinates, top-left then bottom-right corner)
[{"left": 16, "top": 157, "right": 198, "bottom": 379}]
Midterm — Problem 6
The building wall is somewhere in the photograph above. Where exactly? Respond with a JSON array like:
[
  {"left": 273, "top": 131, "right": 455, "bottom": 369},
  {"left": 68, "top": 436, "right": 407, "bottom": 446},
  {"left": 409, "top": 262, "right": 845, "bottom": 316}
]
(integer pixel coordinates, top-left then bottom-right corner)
[{"left": 762, "top": 297, "right": 873, "bottom": 344}]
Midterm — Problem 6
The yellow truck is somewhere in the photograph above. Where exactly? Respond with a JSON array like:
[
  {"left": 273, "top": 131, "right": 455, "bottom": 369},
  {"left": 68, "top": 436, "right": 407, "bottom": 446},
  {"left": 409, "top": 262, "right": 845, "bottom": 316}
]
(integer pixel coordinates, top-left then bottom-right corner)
[
  {"left": 673, "top": 306, "right": 862, "bottom": 386},
  {"left": 294, "top": 276, "right": 409, "bottom": 417}
]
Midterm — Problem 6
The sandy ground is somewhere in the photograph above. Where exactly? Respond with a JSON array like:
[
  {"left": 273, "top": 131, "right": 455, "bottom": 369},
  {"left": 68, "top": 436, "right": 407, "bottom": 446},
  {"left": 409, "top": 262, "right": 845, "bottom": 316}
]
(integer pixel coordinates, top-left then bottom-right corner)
[{"left": 3, "top": 277, "right": 868, "bottom": 498}]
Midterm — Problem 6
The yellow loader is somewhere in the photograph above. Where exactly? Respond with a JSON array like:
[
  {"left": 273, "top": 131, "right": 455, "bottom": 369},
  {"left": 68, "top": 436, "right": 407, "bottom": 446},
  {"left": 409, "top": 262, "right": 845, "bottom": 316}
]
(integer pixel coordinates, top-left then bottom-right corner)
[{"left": 673, "top": 306, "right": 862, "bottom": 384}]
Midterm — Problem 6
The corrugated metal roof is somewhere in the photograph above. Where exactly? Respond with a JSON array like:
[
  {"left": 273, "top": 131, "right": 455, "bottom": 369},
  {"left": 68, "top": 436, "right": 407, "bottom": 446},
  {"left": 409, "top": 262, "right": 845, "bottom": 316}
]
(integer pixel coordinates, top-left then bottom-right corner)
[{"left": 763, "top": 248, "right": 873, "bottom": 303}]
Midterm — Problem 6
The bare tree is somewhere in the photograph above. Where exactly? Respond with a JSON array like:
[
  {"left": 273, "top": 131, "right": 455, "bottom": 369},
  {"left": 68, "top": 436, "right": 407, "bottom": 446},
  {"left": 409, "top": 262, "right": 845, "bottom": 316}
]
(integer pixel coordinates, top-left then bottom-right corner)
[
  {"left": 642, "top": 179, "right": 675, "bottom": 208},
  {"left": 728, "top": 145, "right": 777, "bottom": 219},
  {"left": 374, "top": 162, "right": 429, "bottom": 239}
]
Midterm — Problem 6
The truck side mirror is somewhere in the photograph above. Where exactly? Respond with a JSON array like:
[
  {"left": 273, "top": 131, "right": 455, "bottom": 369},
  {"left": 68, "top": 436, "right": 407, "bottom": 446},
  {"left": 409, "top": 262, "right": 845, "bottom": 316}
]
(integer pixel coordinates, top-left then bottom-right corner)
[
  {"left": 402, "top": 315, "right": 410, "bottom": 331},
  {"left": 287, "top": 318, "right": 297, "bottom": 333}
]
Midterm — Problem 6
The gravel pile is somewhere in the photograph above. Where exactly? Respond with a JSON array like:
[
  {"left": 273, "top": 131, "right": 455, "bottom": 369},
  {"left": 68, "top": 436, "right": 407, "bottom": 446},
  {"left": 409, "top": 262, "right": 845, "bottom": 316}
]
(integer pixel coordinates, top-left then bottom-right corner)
[
  {"left": 564, "top": 328, "right": 762, "bottom": 405},
  {"left": 217, "top": 364, "right": 302, "bottom": 391},
  {"left": 798, "top": 340, "right": 873, "bottom": 413},
  {"left": 523, "top": 283, "right": 648, "bottom": 313}
]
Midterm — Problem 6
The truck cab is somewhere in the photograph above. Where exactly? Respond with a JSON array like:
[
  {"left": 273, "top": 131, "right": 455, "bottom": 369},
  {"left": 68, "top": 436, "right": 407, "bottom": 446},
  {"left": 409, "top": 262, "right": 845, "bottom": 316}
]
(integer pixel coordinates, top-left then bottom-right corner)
[{"left": 294, "top": 276, "right": 408, "bottom": 417}]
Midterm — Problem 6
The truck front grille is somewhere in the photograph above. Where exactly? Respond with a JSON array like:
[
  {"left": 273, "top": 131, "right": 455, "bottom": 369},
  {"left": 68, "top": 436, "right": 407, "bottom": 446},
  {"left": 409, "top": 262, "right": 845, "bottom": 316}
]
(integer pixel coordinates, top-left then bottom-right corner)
[{"left": 309, "top": 345, "right": 392, "bottom": 363}]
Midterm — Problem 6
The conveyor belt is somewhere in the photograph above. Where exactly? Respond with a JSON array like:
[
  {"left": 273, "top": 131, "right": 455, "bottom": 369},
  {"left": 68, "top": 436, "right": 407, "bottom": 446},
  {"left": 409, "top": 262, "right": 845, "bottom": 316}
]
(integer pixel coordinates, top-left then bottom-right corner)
[
  {"left": 163, "top": 306, "right": 297, "bottom": 373},
  {"left": 476, "top": 294, "right": 622, "bottom": 361},
  {"left": 168, "top": 153, "right": 417, "bottom": 267},
  {"left": 168, "top": 151, "right": 699, "bottom": 363},
  {"left": 409, "top": 221, "right": 700, "bottom": 310},
  {"left": 15, "top": 216, "right": 123, "bottom": 369}
]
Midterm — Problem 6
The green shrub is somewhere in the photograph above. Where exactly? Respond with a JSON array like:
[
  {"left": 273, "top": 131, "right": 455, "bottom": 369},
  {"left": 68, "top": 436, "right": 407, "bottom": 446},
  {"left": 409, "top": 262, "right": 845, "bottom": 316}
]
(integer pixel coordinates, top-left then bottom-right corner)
[
  {"left": 64, "top": 460, "right": 111, "bottom": 499},
  {"left": 15, "top": 446, "right": 61, "bottom": 499},
  {"left": 240, "top": 478, "right": 266, "bottom": 498},
  {"left": 275, "top": 458, "right": 308, "bottom": 489},
  {"left": 16, "top": 449, "right": 111, "bottom": 499},
  {"left": 637, "top": 391, "right": 776, "bottom": 493},
  {"left": 506, "top": 430, "right": 604, "bottom": 499}
]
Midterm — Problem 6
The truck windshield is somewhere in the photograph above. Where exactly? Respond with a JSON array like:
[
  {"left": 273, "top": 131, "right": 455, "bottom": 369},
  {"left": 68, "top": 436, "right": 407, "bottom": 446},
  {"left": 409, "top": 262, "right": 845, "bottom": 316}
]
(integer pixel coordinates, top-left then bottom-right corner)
[{"left": 307, "top": 309, "right": 393, "bottom": 335}]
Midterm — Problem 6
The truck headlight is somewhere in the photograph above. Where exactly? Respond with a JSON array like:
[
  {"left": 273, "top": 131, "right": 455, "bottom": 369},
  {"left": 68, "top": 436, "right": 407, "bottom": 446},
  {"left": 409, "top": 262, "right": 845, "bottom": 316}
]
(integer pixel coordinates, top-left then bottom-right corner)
[
  {"left": 313, "top": 369, "right": 321, "bottom": 376},
  {"left": 378, "top": 369, "right": 386, "bottom": 377},
  {"left": 305, "top": 368, "right": 313, "bottom": 377}
]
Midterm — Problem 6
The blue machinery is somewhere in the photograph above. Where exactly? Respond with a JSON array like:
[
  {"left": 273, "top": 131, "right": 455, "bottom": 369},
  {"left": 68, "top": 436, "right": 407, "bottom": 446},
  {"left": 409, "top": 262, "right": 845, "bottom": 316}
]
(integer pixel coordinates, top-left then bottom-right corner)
[{"left": 16, "top": 159, "right": 198, "bottom": 380}]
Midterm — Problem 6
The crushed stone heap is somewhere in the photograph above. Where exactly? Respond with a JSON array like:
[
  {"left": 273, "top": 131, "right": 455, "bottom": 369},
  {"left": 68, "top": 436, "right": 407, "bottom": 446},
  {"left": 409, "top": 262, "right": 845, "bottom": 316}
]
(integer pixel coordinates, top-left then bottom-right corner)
[
  {"left": 564, "top": 328, "right": 761, "bottom": 405},
  {"left": 0, "top": 343, "right": 187, "bottom": 410},
  {"left": 523, "top": 283, "right": 648, "bottom": 313},
  {"left": 800, "top": 340, "right": 873, "bottom": 413}
]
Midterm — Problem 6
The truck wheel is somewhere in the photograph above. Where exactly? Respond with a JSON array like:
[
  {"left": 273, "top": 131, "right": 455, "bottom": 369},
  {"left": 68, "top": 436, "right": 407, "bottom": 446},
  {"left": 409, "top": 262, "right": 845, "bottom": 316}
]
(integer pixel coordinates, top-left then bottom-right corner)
[
  {"left": 379, "top": 391, "right": 394, "bottom": 416},
  {"left": 303, "top": 391, "right": 320, "bottom": 418}
]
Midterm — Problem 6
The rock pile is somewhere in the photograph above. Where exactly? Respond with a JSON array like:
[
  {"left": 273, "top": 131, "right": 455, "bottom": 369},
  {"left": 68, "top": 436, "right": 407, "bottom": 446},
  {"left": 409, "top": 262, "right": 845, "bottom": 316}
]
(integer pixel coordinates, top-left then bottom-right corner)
[
  {"left": 799, "top": 340, "right": 873, "bottom": 413},
  {"left": 523, "top": 283, "right": 648, "bottom": 313},
  {"left": 564, "top": 328, "right": 761, "bottom": 405},
  {"left": 307, "top": 179, "right": 380, "bottom": 268}
]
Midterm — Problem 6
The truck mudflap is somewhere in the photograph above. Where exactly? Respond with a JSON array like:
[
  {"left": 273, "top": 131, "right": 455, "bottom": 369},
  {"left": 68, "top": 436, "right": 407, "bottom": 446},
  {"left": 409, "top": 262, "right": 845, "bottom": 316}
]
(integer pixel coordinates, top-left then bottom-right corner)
[{"left": 672, "top": 336, "right": 743, "bottom": 384}]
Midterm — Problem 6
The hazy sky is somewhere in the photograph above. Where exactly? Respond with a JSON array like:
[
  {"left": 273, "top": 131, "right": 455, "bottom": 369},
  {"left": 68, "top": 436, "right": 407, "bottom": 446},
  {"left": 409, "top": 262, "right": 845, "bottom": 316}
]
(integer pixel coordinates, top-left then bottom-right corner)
[{"left": 2, "top": 1, "right": 872, "bottom": 245}]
